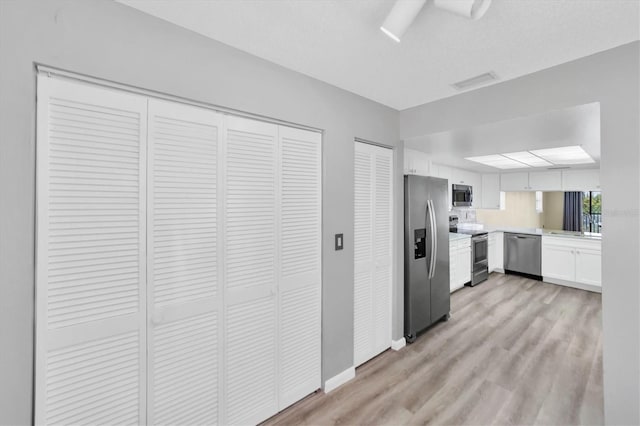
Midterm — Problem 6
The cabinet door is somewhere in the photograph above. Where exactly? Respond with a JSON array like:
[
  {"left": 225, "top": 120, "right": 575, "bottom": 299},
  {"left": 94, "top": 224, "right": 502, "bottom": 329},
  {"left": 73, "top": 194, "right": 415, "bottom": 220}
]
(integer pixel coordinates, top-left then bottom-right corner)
[
  {"left": 458, "top": 247, "right": 471, "bottom": 285},
  {"left": 542, "top": 243, "right": 575, "bottom": 281},
  {"left": 452, "top": 169, "right": 472, "bottom": 185},
  {"left": 35, "top": 76, "right": 147, "bottom": 425},
  {"left": 449, "top": 241, "right": 459, "bottom": 292},
  {"left": 413, "top": 150, "right": 430, "bottom": 176},
  {"left": 500, "top": 172, "right": 529, "bottom": 191},
  {"left": 403, "top": 148, "right": 415, "bottom": 174},
  {"left": 495, "top": 232, "right": 504, "bottom": 270},
  {"left": 562, "top": 169, "right": 601, "bottom": 191},
  {"left": 488, "top": 234, "right": 497, "bottom": 272},
  {"left": 147, "top": 100, "right": 222, "bottom": 425},
  {"left": 481, "top": 174, "right": 501, "bottom": 209},
  {"left": 436, "top": 165, "right": 453, "bottom": 210},
  {"left": 529, "top": 171, "right": 562, "bottom": 191},
  {"left": 575, "top": 248, "right": 602, "bottom": 287},
  {"left": 223, "top": 116, "right": 279, "bottom": 425}
]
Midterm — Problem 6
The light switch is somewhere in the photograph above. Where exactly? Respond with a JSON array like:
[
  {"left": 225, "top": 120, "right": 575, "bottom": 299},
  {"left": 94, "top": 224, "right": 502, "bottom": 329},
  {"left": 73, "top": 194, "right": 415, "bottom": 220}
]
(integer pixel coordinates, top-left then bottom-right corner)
[{"left": 335, "top": 233, "right": 343, "bottom": 251}]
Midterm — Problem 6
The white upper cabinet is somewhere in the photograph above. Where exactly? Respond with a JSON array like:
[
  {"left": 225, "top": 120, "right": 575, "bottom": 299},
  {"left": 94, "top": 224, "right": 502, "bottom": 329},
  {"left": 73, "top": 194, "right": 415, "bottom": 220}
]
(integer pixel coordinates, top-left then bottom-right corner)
[
  {"left": 499, "top": 169, "right": 599, "bottom": 192},
  {"left": 562, "top": 169, "right": 600, "bottom": 191},
  {"left": 451, "top": 168, "right": 475, "bottom": 185},
  {"left": 481, "top": 174, "right": 501, "bottom": 209},
  {"left": 528, "top": 171, "right": 562, "bottom": 191},
  {"left": 403, "top": 148, "right": 430, "bottom": 176},
  {"left": 500, "top": 172, "right": 530, "bottom": 191}
]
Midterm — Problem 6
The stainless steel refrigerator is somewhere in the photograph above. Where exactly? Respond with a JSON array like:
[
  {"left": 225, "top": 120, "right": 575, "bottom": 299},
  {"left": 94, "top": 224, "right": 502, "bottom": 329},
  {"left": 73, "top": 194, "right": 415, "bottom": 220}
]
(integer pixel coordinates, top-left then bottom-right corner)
[{"left": 404, "top": 175, "right": 450, "bottom": 343}]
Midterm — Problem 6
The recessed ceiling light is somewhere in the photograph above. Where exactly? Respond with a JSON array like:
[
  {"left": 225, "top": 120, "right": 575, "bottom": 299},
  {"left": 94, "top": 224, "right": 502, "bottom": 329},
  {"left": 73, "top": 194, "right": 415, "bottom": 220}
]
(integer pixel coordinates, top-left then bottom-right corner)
[
  {"left": 465, "top": 155, "right": 529, "bottom": 169},
  {"left": 502, "top": 151, "right": 553, "bottom": 167},
  {"left": 530, "top": 146, "right": 595, "bottom": 165}
]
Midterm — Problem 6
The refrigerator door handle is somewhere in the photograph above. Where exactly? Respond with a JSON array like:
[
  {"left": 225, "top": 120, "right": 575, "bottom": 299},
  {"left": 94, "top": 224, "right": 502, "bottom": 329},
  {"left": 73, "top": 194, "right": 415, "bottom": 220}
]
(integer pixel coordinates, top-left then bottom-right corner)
[{"left": 428, "top": 200, "right": 437, "bottom": 279}]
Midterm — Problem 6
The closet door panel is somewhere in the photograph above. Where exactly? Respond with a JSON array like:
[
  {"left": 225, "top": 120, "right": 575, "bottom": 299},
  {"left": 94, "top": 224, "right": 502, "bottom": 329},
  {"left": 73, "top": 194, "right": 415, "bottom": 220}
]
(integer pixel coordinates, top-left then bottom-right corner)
[
  {"left": 353, "top": 143, "right": 374, "bottom": 366},
  {"left": 373, "top": 149, "right": 393, "bottom": 352},
  {"left": 278, "top": 126, "right": 322, "bottom": 409},
  {"left": 147, "top": 99, "right": 221, "bottom": 425},
  {"left": 35, "top": 76, "right": 147, "bottom": 425},
  {"left": 353, "top": 142, "right": 393, "bottom": 367},
  {"left": 224, "top": 116, "right": 278, "bottom": 425}
]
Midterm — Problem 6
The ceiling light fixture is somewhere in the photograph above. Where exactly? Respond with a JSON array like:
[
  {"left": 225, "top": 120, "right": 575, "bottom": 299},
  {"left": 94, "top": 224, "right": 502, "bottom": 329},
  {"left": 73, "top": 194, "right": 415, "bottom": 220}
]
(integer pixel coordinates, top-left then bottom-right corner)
[
  {"left": 465, "top": 146, "right": 594, "bottom": 170},
  {"left": 380, "top": 0, "right": 427, "bottom": 43},
  {"left": 530, "top": 146, "right": 595, "bottom": 165},
  {"left": 465, "top": 155, "right": 528, "bottom": 169},
  {"left": 433, "top": 0, "right": 493, "bottom": 20},
  {"left": 380, "top": 0, "right": 492, "bottom": 43},
  {"left": 502, "top": 151, "right": 552, "bottom": 167}
]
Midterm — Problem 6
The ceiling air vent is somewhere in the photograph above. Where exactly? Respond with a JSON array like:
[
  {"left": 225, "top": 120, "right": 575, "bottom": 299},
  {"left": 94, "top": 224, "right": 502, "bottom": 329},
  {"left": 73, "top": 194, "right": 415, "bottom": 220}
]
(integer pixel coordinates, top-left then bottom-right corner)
[
  {"left": 452, "top": 71, "right": 499, "bottom": 91},
  {"left": 547, "top": 166, "right": 571, "bottom": 170}
]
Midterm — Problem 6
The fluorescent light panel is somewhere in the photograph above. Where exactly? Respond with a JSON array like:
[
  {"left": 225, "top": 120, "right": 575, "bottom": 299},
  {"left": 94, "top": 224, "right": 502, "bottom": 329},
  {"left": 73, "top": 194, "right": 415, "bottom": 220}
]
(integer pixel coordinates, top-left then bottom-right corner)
[
  {"left": 502, "top": 151, "right": 552, "bottom": 167},
  {"left": 465, "top": 146, "right": 593, "bottom": 169},
  {"left": 530, "top": 146, "right": 595, "bottom": 165},
  {"left": 465, "top": 155, "right": 528, "bottom": 169}
]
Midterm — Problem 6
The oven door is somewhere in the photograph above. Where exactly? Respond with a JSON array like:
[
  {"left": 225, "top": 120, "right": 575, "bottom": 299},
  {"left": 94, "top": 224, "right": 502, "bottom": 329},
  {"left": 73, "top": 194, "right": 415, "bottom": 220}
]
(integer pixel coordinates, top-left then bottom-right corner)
[{"left": 471, "top": 235, "right": 489, "bottom": 285}]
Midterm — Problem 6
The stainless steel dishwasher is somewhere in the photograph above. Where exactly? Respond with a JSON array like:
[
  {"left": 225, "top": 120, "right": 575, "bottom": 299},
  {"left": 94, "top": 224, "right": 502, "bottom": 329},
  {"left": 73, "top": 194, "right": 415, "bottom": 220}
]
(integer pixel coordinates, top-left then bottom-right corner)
[{"left": 503, "top": 233, "right": 542, "bottom": 278}]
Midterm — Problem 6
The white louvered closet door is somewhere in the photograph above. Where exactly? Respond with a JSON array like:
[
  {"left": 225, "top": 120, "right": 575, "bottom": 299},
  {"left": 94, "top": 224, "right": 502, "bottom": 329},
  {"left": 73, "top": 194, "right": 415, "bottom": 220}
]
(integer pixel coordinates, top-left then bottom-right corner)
[
  {"left": 223, "top": 116, "right": 279, "bottom": 425},
  {"left": 147, "top": 100, "right": 222, "bottom": 425},
  {"left": 35, "top": 76, "right": 148, "bottom": 425},
  {"left": 277, "top": 126, "right": 322, "bottom": 409},
  {"left": 353, "top": 142, "right": 394, "bottom": 367}
]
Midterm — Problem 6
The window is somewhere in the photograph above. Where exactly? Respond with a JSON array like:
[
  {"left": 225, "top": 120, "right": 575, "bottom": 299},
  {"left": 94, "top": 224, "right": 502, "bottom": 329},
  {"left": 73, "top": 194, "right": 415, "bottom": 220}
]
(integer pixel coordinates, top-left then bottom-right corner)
[{"left": 582, "top": 191, "right": 602, "bottom": 233}]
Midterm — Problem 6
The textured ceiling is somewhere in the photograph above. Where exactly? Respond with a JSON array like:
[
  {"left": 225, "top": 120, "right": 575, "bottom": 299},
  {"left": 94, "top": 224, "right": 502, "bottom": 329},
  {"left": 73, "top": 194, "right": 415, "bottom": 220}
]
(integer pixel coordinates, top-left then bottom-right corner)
[{"left": 117, "top": 0, "right": 639, "bottom": 110}]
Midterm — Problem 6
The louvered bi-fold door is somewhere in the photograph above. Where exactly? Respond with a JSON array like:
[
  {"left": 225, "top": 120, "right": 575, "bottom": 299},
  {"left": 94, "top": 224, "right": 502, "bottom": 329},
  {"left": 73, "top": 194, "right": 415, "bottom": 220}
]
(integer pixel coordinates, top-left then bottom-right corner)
[
  {"left": 277, "top": 126, "right": 322, "bottom": 410},
  {"left": 353, "top": 142, "right": 393, "bottom": 367},
  {"left": 147, "top": 99, "right": 222, "bottom": 425},
  {"left": 223, "top": 116, "right": 279, "bottom": 425},
  {"left": 35, "top": 76, "right": 147, "bottom": 425}
]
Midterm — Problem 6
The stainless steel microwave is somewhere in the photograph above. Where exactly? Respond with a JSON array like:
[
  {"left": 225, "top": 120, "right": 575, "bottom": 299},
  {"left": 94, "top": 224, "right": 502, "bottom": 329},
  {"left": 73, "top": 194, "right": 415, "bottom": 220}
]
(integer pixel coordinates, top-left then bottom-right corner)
[{"left": 452, "top": 184, "right": 473, "bottom": 207}]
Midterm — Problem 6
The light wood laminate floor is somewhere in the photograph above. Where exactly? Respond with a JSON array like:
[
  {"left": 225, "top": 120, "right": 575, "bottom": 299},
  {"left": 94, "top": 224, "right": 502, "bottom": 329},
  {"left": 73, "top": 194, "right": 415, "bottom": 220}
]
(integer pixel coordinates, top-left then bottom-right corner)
[{"left": 264, "top": 273, "right": 603, "bottom": 426}]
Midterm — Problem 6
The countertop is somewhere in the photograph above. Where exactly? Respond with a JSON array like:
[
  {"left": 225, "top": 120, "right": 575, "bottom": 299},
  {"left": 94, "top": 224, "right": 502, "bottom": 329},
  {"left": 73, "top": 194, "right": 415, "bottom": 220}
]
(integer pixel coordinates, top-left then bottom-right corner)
[
  {"left": 449, "top": 232, "right": 471, "bottom": 242},
  {"left": 455, "top": 224, "right": 602, "bottom": 241}
]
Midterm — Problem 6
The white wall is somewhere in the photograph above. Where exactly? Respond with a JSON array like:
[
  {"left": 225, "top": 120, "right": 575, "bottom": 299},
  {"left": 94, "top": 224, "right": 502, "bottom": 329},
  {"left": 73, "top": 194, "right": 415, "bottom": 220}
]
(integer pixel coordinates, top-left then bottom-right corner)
[
  {"left": 400, "top": 42, "right": 640, "bottom": 425},
  {"left": 0, "top": 1, "right": 401, "bottom": 423}
]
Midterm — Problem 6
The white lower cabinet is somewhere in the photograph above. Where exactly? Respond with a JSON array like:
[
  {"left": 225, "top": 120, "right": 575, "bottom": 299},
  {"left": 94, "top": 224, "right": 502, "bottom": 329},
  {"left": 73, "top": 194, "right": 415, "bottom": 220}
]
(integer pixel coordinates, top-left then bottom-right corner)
[
  {"left": 542, "top": 236, "right": 601, "bottom": 291},
  {"left": 35, "top": 77, "right": 322, "bottom": 425},
  {"left": 574, "top": 247, "right": 602, "bottom": 287},
  {"left": 449, "top": 237, "right": 471, "bottom": 292},
  {"left": 488, "top": 231, "right": 504, "bottom": 272}
]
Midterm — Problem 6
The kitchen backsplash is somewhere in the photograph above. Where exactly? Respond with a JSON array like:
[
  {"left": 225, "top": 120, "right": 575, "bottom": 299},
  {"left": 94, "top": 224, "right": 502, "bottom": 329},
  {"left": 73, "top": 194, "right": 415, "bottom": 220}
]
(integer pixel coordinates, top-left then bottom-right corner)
[{"left": 451, "top": 207, "right": 477, "bottom": 223}]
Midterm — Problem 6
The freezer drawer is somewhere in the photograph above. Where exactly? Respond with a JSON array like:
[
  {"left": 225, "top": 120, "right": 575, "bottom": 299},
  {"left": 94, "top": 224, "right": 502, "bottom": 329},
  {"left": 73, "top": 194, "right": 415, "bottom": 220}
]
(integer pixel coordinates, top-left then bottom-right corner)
[{"left": 504, "top": 233, "right": 541, "bottom": 276}]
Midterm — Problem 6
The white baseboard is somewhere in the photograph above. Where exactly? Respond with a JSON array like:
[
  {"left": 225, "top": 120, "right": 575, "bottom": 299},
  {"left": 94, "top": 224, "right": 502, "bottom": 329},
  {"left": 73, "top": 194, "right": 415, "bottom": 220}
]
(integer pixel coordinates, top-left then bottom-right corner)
[
  {"left": 492, "top": 268, "right": 505, "bottom": 273},
  {"left": 323, "top": 366, "right": 355, "bottom": 393},
  {"left": 543, "top": 277, "right": 601, "bottom": 293},
  {"left": 391, "top": 337, "right": 406, "bottom": 351}
]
